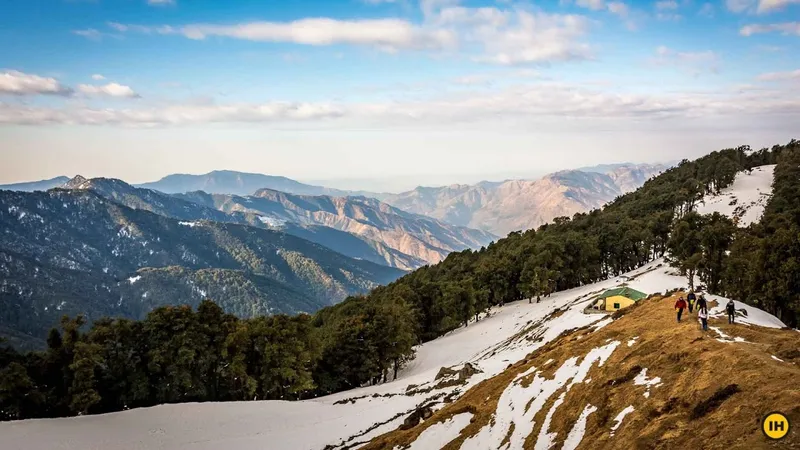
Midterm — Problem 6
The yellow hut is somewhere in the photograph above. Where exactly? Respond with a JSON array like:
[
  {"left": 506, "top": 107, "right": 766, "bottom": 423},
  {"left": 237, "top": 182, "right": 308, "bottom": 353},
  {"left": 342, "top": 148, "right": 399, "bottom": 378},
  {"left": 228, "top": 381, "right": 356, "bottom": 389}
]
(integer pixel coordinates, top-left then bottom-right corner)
[{"left": 598, "top": 287, "right": 647, "bottom": 311}]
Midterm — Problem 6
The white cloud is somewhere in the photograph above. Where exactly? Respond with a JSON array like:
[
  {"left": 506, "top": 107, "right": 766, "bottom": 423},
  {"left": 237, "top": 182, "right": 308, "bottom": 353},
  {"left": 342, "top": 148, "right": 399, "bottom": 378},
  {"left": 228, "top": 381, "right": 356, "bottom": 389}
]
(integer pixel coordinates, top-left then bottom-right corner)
[
  {"left": 757, "top": 0, "right": 800, "bottom": 12},
  {"left": 421, "top": 0, "right": 461, "bottom": 18},
  {"left": 462, "top": 11, "right": 592, "bottom": 65},
  {"left": 0, "top": 102, "right": 345, "bottom": 126},
  {"left": 607, "top": 2, "right": 630, "bottom": 16},
  {"left": 111, "top": 19, "right": 457, "bottom": 52},
  {"left": 0, "top": 70, "right": 73, "bottom": 96},
  {"left": 655, "top": 0, "right": 679, "bottom": 9},
  {"left": 740, "top": 22, "right": 800, "bottom": 35},
  {"left": 652, "top": 46, "right": 720, "bottom": 73},
  {"left": 72, "top": 29, "right": 104, "bottom": 40},
  {"left": 77, "top": 83, "right": 141, "bottom": 98},
  {"left": 434, "top": 6, "right": 510, "bottom": 27},
  {"left": 727, "top": 0, "right": 800, "bottom": 13},
  {"left": 110, "top": 7, "right": 591, "bottom": 65},
  {"left": 91, "top": 74, "right": 105, "bottom": 81},
  {"left": 757, "top": 69, "right": 800, "bottom": 81},
  {"left": 147, "top": 0, "right": 175, "bottom": 5},
  {"left": 725, "top": 0, "right": 756, "bottom": 12},
  {"left": 453, "top": 75, "right": 492, "bottom": 86},
  {"left": 576, "top": 0, "right": 606, "bottom": 10}
]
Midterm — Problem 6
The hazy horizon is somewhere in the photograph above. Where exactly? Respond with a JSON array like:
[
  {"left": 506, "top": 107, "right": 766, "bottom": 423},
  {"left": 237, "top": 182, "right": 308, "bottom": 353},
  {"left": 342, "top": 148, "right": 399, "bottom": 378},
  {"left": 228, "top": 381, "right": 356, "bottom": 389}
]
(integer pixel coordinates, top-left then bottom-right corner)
[{"left": 0, "top": 154, "right": 681, "bottom": 194}]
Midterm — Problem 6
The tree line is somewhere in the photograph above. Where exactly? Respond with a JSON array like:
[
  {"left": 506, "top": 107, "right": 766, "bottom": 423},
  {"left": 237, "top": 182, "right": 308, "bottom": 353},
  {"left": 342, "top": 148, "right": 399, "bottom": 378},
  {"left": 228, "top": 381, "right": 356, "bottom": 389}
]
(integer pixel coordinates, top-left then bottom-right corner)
[{"left": 1, "top": 140, "right": 796, "bottom": 421}]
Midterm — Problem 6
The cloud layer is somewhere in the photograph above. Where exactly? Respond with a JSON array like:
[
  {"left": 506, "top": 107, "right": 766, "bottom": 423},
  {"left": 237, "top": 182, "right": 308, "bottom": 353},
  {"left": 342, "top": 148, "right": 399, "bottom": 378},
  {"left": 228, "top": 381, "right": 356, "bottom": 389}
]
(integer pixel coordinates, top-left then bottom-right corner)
[
  {"left": 78, "top": 83, "right": 140, "bottom": 98},
  {"left": 0, "top": 71, "right": 73, "bottom": 96},
  {"left": 740, "top": 22, "right": 800, "bottom": 35},
  {"left": 105, "top": 3, "right": 593, "bottom": 65},
  {"left": 0, "top": 70, "right": 138, "bottom": 99},
  {"left": 2, "top": 80, "right": 799, "bottom": 127}
]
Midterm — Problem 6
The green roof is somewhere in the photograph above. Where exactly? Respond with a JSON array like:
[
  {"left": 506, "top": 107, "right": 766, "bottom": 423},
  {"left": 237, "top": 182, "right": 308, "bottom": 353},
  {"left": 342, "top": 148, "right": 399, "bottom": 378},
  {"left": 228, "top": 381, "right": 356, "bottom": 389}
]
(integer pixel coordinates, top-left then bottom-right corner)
[{"left": 597, "top": 287, "right": 647, "bottom": 301}]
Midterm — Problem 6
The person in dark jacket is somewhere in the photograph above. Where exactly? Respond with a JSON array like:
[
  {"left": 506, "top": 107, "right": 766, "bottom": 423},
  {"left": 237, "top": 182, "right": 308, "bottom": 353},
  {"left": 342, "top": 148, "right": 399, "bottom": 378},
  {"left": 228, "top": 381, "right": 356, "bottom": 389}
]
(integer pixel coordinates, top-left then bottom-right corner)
[
  {"left": 687, "top": 291, "right": 696, "bottom": 313},
  {"left": 726, "top": 299, "right": 736, "bottom": 324},
  {"left": 696, "top": 294, "right": 707, "bottom": 311},
  {"left": 675, "top": 297, "right": 688, "bottom": 322}
]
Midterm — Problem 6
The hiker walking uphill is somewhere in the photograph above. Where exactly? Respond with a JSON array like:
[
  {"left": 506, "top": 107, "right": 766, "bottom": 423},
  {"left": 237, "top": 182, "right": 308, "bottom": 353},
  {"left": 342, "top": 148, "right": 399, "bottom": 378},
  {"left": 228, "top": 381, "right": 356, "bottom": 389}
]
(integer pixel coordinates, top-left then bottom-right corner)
[
  {"left": 698, "top": 306, "right": 709, "bottom": 331},
  {"left": 675, "top": 297, "right": 688, "bottom": 322},
  {"left": 687, "top": 291, "right": 696, "bottom": 313},
  {"left": 726, "top": 299, "right": 736, "bottom": 324},
  {"left": 696, "top": 294, "right": 708, "bottom": 312}
]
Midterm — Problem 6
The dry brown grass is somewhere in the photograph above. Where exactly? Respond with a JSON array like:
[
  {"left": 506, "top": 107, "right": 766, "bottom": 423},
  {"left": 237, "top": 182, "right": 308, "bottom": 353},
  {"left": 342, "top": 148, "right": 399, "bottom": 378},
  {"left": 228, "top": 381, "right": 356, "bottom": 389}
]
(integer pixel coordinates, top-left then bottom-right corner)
[{"left": 361, "top": 293, "right": 800, "bottom": 450}]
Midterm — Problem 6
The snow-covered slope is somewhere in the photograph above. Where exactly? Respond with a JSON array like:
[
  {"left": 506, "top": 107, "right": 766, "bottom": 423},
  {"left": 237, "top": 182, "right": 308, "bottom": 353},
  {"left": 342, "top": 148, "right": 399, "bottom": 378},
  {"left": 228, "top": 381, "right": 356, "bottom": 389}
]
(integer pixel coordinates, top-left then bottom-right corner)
[
  {"left": 2, "top": 259, "right": 786, "bottom": 450},
  {"left": 696, "top": 164, "right": 775, "bottom": 227}
]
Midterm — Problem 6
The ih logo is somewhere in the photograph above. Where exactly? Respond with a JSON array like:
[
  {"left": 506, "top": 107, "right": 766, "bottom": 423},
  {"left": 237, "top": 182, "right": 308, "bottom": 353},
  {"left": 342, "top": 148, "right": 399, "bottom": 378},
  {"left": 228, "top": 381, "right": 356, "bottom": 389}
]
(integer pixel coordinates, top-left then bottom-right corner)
[{"left": 762, "top": 412, "right": 790, "bottom": 440}]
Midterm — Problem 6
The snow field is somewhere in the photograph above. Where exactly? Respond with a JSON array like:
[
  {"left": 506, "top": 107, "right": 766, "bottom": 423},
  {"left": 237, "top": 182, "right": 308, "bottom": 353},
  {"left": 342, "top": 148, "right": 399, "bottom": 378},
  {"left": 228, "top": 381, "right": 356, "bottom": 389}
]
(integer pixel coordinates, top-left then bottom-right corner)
[{"left": 696, "top": 165, "right": 775, "bottom": 227}]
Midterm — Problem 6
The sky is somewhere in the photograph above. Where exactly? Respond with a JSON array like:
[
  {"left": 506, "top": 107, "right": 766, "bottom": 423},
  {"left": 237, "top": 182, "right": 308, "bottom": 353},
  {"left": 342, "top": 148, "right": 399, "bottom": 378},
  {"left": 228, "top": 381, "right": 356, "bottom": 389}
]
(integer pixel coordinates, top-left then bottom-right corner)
[{"left": 0, "top": 0, "right": 798, "bottom": 192}]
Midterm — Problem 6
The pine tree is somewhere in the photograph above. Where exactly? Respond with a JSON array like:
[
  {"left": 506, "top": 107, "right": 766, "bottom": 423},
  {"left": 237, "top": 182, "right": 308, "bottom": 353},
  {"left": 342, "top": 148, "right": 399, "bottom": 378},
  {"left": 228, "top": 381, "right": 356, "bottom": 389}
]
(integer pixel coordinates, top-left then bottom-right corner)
[{"left": 68, "top": 342, "right": 103, "bottom": 415}]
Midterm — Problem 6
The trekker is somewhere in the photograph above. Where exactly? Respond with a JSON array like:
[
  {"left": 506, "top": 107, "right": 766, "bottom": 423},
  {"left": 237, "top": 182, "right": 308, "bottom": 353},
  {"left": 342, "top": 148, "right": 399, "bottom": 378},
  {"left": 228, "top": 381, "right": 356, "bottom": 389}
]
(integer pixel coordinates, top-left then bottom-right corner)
[
  {"left": 687, "top": 291, "right": 696, "bottom": 313},
  {"left": 726, "top": 299, "right": 736, "bottom": 324},
  {"left": 696, "top": 294, "right": 708, "bottom": 311},
  {"left": 698, "top": 307, "right": 709, "bottom": 331},
  {"left": 675, "top": 297, "right": 688, "bottom": 322}
]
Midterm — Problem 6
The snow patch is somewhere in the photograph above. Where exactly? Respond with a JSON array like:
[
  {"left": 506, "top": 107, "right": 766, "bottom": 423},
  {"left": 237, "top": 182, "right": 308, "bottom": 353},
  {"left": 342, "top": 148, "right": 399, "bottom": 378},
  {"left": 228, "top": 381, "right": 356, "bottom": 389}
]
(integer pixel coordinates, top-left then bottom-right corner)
[
  {"left": 696, "top": 164, "right": 774, "bottom": 227},
  {"left": 404, "top": 412, "right": 473, "bottom": 450},
  {"left": 708, "top": 299, "right": 785, "bottom": 329},
  {"left": 590, "top": 317, "right": 613, "bottom": 331},
  {"left": 562, "top": 404, "right": 597, "bottom": 450},
  {"left": 178, "top": 221, "right": 199, "bottom": 227},
  {"left": 610, "top": 405, "right": 635, "bottom": 437},
  {"left": 257, "top": 216, "right": 287, "bottom": 227},
  {"left": 627, "top": 336, "right": 638, "bottom": 347},
  {"left": 771, "top": 355, "right": 784, "bottom": 362},
  {"left": 128, "top": 275, "right": 141, "bottom": 284},
  {"left": 633, "top": 368, "right": 661, "bottom": 398}
]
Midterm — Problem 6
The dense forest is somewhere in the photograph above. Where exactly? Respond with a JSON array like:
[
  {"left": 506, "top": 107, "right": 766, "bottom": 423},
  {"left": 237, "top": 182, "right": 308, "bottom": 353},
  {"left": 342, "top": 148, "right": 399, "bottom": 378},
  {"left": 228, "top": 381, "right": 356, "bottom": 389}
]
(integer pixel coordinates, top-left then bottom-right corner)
[{"left": 1, "top": 140, "right": 797, "bottom": 421}]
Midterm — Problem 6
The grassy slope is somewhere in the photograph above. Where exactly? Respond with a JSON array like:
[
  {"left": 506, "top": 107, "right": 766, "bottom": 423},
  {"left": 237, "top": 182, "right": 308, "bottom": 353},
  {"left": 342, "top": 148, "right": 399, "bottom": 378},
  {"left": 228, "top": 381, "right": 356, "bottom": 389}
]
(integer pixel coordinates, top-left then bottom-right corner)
[{"left": 363, "top": 293, "right": 800, "bottom": 450}]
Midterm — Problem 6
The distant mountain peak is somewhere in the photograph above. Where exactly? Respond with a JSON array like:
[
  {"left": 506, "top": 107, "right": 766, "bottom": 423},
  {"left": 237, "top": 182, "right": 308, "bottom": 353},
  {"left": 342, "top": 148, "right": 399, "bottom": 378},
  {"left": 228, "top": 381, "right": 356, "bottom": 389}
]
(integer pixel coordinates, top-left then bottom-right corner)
[
  {"left": 0, "top": 176, "right": 72, "bottom": 193},
  {"left": 63, "top": 175, "right": 89, "bottom": 190}
]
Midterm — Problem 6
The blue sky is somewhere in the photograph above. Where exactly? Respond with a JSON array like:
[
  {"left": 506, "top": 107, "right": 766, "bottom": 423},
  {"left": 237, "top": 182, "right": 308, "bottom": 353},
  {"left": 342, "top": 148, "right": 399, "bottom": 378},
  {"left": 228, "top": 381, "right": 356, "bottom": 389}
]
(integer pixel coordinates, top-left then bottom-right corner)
[{"left": 1, "top": 0, "right": 798, "bottom": 191}]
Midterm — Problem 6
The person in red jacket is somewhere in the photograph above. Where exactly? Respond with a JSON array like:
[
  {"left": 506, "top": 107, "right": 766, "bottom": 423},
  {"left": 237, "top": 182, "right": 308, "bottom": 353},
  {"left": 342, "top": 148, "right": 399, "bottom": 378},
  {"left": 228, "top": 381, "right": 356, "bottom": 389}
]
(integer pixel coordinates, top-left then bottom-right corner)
[{"left": 675, "top": 297, "right": 688, "bottom": 322}]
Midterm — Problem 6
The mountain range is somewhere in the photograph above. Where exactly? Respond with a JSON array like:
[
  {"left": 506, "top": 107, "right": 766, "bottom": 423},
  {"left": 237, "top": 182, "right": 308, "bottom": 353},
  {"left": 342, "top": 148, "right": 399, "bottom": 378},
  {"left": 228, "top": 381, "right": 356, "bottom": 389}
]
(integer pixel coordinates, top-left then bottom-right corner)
[
  {"left": 0, "top": 188, "right": 403, "bottom": 348},
  {"left": 62, "top": 176, "right": 494, "bottom": 270},
  {"left": 3, "top": 163, "right": 666, "bottom": 238},
  {"left": 136, "top": 170, "right": 383, "bottom": 198},
  {"left": 381, "top": 164, "right": 666, "bottom": 236},
  {"left": 0, "top": 176, "right": 71, "bottom": 192},
  {"left": 176, "top": 188, "right": 495, "bottom": 267}
]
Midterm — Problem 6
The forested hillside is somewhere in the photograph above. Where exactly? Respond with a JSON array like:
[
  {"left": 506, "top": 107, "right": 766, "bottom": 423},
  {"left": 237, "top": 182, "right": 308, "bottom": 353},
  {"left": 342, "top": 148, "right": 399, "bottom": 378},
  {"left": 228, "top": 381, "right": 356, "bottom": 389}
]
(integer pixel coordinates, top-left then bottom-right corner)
[
  {"left": 0, "top": 188, "right": 402, "bottom": 349},
  {"left": 0, "top": 141, "right": 797, "bottom": 422}
]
